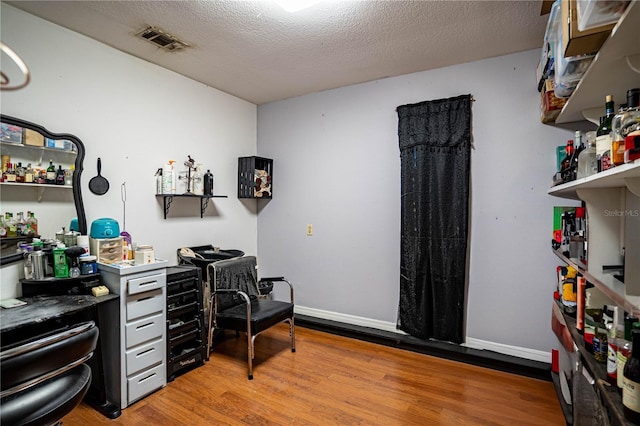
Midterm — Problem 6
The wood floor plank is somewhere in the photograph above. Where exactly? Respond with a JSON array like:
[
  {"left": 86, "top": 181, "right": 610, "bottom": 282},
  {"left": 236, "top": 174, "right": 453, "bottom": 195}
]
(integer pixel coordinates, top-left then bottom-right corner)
[{"left": 61, "top": 324, "right": 564, "bottom": 425}]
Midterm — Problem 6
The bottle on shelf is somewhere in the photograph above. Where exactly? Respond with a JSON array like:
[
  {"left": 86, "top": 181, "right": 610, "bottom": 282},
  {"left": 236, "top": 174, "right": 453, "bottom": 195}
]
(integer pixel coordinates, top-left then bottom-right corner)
[
  {"left": 607, "top": 306, "right": 621, "bottom": 385},
  {"left": 560, "top": 139, "right": 575, "bottom": 183},
  {"left": 26, "top": 211, "right": 38, "bottom": 236},
  {"left": 46, "top": 159, "right": 56, "bottom": 184},
  {"left": 15, "top": 212, "right": 26, "bottom": 236},
  {"left": 15, "top": 162, "right": 25, "bottom": 183},
  {"left": 204, "top": 169, "right": 214, "bottom": 196},
  {"left": 623, "top": 329, "right": 640, "bottom": 423},
  {"left": 55, "top": 165, "right": 65, "bottom": 185},
  {"left": 192, "top": 164, "right": 204, "bottom": 196},
  {"left": 24, "top": 163, "right": 34, "bottom": 183},
  {"left": 5, "top": 213, "right": 17, "bottom": 237},
  {"left": 618, "top": 319, "right": 639, "bottom": 391},
  {"left": 0, "top": 214, "right": 6, "bottom": 237},
  {"left": 570, "top": 131, "right": 583, "bottom": 181},
  {"left": 577, "top": 131, "right": 598, "bottom": 180},
  {"left": 596, "top": 95, "right": 615, "bottom": 172},
  {"left": 5, "top": 163, "right": 16, "bottom": 183},
  {"left": 612, "top": 89, "right": 640, "bottom": 166}
]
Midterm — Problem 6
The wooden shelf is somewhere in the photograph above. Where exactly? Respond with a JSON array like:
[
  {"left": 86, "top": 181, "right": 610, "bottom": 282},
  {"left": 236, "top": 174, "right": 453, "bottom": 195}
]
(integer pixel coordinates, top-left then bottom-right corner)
[{"left": 555, "top": 1, "right": 640, "bottom": 124}]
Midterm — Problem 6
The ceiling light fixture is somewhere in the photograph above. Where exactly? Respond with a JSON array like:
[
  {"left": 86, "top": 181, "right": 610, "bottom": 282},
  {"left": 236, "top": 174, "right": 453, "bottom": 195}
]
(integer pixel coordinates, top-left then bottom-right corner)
[{"left": 274, "top": 0, "right": 323, "bottom": 13}]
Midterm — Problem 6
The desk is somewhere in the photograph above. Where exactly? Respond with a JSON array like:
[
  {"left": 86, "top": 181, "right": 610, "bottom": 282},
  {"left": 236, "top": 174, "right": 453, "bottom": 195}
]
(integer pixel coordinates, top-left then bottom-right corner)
[{"left": 0, "top": 294, "right": 121, "bottom": 419}]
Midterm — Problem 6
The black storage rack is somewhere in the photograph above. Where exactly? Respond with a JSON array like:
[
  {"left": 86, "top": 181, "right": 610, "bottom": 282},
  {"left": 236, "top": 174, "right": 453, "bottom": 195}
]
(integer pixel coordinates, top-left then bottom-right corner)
[{"left": 166, "top": 265, "right": 207, "bottom": 381}]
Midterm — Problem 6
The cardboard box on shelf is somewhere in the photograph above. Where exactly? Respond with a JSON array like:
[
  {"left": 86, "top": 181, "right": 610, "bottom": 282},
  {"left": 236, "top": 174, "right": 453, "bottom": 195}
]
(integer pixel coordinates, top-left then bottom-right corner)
[
  {"left": 562, "top": 0, "right": 614, "bottom": 57},
  {"left": 24, "top": 129, "right": 44, "bottom": 146},
  {"left": 541, "top": 79, "right": 568, "bottom": 124}
]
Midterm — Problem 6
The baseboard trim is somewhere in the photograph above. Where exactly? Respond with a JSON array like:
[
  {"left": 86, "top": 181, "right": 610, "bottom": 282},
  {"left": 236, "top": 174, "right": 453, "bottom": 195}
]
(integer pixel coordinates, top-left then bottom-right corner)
[{"left": 294, "top": 306, "right": 551, "bottom": 381}]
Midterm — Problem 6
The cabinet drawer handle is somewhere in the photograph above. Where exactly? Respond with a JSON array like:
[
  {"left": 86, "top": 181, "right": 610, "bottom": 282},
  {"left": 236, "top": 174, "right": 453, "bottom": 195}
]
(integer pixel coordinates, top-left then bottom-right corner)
[
  {"left": 136, "top": 322, "right": 154, "bottom": 330},
  {"left": 138, "top": 372, "right": 157, "bottom": 384},
  {"left": 136, "top": 347, "right": 155, "bottom": 358}
]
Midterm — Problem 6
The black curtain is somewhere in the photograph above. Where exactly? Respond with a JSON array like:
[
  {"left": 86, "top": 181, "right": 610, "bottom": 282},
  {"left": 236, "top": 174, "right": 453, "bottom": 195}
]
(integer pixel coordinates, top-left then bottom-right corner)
[{"left": 396, "top": 94, "right": 472, "bottom": 344}]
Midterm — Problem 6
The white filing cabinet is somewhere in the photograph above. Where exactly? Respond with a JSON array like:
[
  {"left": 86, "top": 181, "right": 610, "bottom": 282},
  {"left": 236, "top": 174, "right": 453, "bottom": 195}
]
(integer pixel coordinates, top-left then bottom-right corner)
[{"left": 99, "top": 260, "right": 168, "bottom": 409}]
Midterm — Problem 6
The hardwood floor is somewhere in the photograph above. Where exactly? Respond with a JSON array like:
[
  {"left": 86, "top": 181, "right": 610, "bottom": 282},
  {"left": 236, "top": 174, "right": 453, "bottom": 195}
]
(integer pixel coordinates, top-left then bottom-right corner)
[{"left": 63, "top": 323, "right": 564, "bottom": 425}]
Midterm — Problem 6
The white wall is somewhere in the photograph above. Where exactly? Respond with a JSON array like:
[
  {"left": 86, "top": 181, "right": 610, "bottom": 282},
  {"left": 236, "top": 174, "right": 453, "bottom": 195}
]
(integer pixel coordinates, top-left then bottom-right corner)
[
  {"left": 0, "top": 5, "right": 258, "bottom": 298},
  {"left": 257, "top": 49, "right": 582, "bottom": 359}
]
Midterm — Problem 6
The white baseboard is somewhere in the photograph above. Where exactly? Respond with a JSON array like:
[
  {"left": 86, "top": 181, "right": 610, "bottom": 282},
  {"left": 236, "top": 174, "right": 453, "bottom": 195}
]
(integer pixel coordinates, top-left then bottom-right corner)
[{"left": 295, "top": 306, "right": 551, "bottom": 364}]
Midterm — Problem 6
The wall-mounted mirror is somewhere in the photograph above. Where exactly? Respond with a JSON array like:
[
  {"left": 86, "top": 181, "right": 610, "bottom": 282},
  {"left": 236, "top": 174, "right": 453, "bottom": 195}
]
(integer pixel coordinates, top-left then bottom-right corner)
[{"left": 0, "top": 115, "right": 86, "bottom": 265}]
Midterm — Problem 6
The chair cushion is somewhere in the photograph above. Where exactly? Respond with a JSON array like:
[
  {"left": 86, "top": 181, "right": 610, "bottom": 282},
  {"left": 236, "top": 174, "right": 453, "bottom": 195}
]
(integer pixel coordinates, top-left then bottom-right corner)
[
  {"left": 0, "top": 364, "right": 91, "bottom": 426},
  {"left": 216, "top": 300, "right": 294, "bottom": 335}
]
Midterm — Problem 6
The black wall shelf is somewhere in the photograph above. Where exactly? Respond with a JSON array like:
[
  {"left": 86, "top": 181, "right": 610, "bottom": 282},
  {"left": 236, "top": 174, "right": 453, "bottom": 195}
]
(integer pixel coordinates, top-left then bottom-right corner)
[
  {"left": 238, "top": 156, "right": 273, "bottom": 199},
  {"left": 156, "top": 194, "right": 227, "bottom": 219}
]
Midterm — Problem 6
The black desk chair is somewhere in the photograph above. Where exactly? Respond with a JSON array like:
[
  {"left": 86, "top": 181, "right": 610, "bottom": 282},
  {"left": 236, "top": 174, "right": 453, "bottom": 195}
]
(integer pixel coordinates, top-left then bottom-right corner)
[
  {"left": 207, "top": 256, "right": 295, "bottom": 379},
  {"left": 0, "top": 321, "right": 99, "bottom": 426}
]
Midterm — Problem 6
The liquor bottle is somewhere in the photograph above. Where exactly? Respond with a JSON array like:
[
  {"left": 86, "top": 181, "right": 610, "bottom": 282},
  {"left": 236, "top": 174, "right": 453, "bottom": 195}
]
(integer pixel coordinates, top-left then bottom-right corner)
[
  {"left": 27, "top": 211, "right": 38, "bottom": 236},
  {"left": 6, "top": 213, "right": 17, "bottom": 237},
  {"left": 560, "top": 139, "right": 574, "bottom": 183},
  {"left": 46, "top": 159, "right": 56, "bottom": 184},
  {"left": 608, "top": 306, "right": 621, "bottom": 385},
  {"left": 623, "top": 329, "right": 640, "bottom": 422},
  {"left": 15, "top": 162, "right": 25, "bottom": 183},
  {"left": 5, "top": 163, "right": 16, "bottom": 182},
  {"left": 577, "top": 131, "right": 597, "bottom": 179},
  {"left": 55, "top": 165, "right": 65, "bottom": 185},
  {"left": 24, "top": 163, "right": 34, "bottom": 183},
  {"left": 570, "top": 131, "right": 583, "bottom": 181},
  {"left": 15, "top": 212, "right": 26, "bottom": 236},
  {"left": 0, "top": 213, "right": 6, "bottom": 237},
  {"left": 619, "top": 320, "right": 640, "bottom": 391},
  {"left": 596, "top": 95, "right": 615, "bottom": 172},
  {"left": 204, "top": 169, "right": 214, "bottom": 196}
]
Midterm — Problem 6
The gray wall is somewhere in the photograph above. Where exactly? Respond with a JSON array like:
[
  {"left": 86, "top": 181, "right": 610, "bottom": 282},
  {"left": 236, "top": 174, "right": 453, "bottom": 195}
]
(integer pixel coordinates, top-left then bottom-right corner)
[{"left": 257, "top": 49, "right": 577, "bottom": 360}]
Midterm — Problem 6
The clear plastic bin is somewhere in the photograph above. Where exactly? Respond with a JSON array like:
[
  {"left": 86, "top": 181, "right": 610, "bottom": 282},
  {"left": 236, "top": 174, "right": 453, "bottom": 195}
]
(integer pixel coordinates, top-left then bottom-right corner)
[{"left": 576, "top": 0, "right": 629, "bottom": 32}]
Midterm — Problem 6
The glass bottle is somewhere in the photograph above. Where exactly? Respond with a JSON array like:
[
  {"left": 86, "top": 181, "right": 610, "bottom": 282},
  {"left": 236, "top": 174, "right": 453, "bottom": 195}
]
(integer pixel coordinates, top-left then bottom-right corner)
[
  {"left": 46, "top": 159, "right": 56, "bottom": 184},
  {"left": 6, "top": 213, "right": 17, "bottom": 237},
  {"left": 594, "top": 321, "right": 609, "bottom": 363},
  {"left": 560, "top": 139, "right": 574, "bottom": 183},
  {"left": 570, "top": 131, "right": 583, "bottom": 181},
  {"left": 24, "top": 163, "right": 34, "bottom": 183},
  {"left": 15, "top": 162, "right": 25, "bottom": 183},
  {"left": 5, "top": 163, "right": 16, "bottom": 182},
  {"left": 25, "top": 211, "right": 37, "bottom": 236},
  {"left": 620, "top": 320, "right": 640, "bottom": 391},
  {"left": 0, "top": 213, "right": 6, "bottom": 237},
  {"left": 56, "top": 165, "right": 65, "bottom": 185},
  {"left": 596, "top": 95, "right": 615, "bottom": 172},
  {"left": 623, "top": 329, "right": 640, "bottom": 423},
  {"left": 577, "top": 131, "right": 597, "bottom": 179},
  {"left": 15, "top": 212, "right": 26, "bottom": 236}
]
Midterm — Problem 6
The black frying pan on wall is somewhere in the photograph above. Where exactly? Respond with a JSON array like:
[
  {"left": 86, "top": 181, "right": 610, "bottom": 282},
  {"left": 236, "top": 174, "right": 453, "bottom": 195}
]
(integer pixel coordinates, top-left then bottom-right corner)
[{"left": 89, "top": 157, "right": 109, "bottom": 195}]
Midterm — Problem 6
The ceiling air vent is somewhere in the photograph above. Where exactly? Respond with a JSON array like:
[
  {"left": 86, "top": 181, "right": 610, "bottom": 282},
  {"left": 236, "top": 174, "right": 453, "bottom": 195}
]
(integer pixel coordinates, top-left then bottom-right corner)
[{"left": 135, "top": 26, "right": 190, "bottom": 51}]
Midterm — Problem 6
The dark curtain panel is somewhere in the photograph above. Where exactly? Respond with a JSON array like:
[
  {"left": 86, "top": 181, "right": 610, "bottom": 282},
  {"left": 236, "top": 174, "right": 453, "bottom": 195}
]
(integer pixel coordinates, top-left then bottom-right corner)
[{"left": 396, "top": 94, "right": 471, "bottom": 344}]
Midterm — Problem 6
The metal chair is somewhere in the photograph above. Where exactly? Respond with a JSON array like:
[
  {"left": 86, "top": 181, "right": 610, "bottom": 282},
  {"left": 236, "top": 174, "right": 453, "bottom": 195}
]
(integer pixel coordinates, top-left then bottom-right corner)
[
  {"left": 0, "top": 321, "right": 99, "bottom": 426},
  {"left": 206, "top": 256, "right": 295, "bottom": 379}
]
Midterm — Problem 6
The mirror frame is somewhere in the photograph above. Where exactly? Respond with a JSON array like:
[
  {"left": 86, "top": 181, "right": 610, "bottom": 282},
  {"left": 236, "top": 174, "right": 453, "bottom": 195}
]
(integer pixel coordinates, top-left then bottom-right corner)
[{"left": 0, "top": 114, "right": 86, "bottom": 265}]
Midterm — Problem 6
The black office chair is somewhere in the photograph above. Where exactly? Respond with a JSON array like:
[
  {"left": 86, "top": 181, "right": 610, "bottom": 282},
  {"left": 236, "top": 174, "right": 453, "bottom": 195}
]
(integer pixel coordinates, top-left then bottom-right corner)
[
  {"left": 207, "top": 256, "right": 295, "bottom": 379},
  {"left": 0, "top": 321, "right": 99, "bottom": 426}
]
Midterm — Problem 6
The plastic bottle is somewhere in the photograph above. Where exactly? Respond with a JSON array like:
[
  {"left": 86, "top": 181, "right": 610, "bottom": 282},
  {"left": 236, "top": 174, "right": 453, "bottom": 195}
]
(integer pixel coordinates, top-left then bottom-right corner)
[
  {"left": 162, "top": 160, "right": 176, "bottom": 194},
  {"left": 155, "top": 168, "right": 163, "bottom": 194},
  {"left": 204, "top": 169, "right": 214, "bottom": 196},
  {"left": 193, "top": 164, "right": 204, "bottom": 195}
]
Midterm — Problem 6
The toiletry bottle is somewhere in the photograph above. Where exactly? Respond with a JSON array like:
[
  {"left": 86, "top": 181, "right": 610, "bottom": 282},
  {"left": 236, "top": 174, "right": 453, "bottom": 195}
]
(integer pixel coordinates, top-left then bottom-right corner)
[{"left": 204, "top": 169, "right": 214, "bottom": 196}]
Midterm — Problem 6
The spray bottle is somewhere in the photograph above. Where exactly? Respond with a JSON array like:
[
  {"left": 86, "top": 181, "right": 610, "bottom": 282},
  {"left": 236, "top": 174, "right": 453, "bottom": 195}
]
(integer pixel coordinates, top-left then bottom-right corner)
[{"left": 162, "top": 160, "right": 176, "bottom": 194}]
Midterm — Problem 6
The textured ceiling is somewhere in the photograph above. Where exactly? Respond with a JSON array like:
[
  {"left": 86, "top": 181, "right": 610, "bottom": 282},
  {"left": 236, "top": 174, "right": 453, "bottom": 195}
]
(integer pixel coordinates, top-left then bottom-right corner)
[{"left": 6, "top": 1, "right": 548, "bottom": 105}]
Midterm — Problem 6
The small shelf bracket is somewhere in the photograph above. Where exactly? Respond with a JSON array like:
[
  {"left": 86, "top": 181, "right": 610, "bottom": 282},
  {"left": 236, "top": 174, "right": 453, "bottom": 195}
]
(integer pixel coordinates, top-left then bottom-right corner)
[
  {"left": 200, "top": 197, "right": 209, "bottom": 218},
  {"left": 163, "top": 195, "right": 174, "bottom": 219}
]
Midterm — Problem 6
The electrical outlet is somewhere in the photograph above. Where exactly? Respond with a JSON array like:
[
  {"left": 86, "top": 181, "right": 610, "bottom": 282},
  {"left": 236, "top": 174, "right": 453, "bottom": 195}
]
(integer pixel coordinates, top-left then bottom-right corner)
[{"left": 306, "top": 224, "right": 313, "bottom": 236}]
